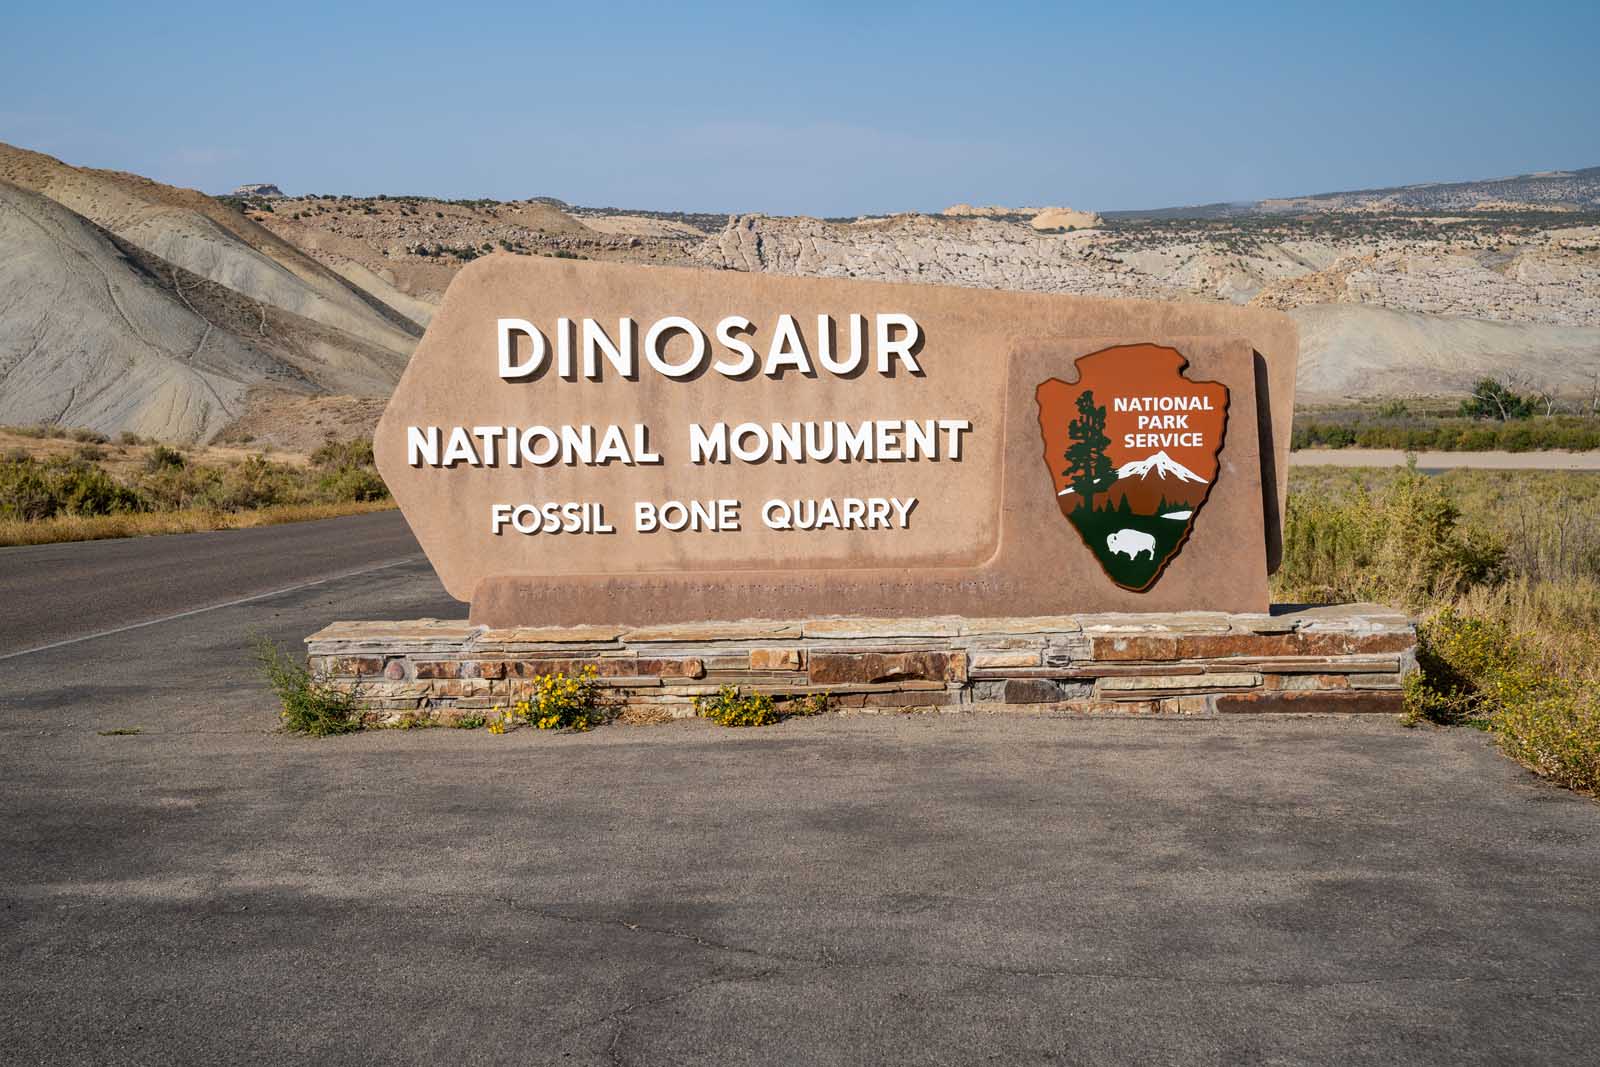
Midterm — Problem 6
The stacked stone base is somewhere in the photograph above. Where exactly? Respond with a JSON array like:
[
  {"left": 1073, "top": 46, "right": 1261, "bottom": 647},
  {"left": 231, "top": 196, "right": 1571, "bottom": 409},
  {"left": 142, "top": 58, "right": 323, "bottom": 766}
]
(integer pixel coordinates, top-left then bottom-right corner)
[{"left": 305, "top": 605, "right": 1416, "bottom": 727}]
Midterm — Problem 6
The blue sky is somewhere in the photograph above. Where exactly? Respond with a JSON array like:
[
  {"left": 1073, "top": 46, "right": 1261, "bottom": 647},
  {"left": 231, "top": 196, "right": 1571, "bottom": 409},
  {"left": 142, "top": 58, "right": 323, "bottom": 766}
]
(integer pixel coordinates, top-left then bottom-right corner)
[{"left": 3, "top": 1, "right": 1596, "bottom": 215}]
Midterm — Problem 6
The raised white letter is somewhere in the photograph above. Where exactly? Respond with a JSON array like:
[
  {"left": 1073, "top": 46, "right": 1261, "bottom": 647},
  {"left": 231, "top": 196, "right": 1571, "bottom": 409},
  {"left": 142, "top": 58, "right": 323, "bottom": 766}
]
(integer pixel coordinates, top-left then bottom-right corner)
[
  {"left": 407, "top": 426, "right": 440, "bottom": 466},
  {"left": 498, "top": 318, "right": 547, "bottom": 379},
  {"left": 714, "top": 316, "right": 757, "bottom": 377},
  {"left": 876, "top": 313, "right": 922, "bottom": 375},
  {"left": 581, "top": 318, "right": 636, "bottom": 379},
  {"left": 645, "top": 316, "right": 708, "bottom": 379}
]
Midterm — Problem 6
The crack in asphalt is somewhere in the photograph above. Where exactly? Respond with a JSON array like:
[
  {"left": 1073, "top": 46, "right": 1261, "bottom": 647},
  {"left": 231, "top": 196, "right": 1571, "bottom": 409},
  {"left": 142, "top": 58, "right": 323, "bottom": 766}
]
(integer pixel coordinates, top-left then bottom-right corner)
[{"left": 560, "top": 968, "right": 781, "bottom": 1066}]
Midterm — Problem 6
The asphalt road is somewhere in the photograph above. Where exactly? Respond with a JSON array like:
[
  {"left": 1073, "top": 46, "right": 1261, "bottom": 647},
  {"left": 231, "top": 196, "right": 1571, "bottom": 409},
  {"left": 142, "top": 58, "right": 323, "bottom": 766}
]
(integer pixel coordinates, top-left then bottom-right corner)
[
  {"left": 0, "top": 510, "right": 425, "bottom": 658},
  {"left": 2, "top": 516, "right": 1598, "bottom": 1064}
]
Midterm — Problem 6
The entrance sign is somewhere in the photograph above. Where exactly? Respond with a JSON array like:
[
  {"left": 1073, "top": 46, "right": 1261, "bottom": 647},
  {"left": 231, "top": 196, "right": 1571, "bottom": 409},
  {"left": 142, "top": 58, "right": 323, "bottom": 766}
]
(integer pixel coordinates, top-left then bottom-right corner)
[
  {"left": 374, "top": 258, "right": 1297, "bottom": 625},
  {"left": 1037, "top": 344, "right": 1229, "bottom": 591}
]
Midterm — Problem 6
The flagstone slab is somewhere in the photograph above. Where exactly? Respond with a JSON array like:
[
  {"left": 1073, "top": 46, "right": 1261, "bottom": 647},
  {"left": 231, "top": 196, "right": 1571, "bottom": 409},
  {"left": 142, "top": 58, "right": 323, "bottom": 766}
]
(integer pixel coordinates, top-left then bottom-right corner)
[{"left": 309, "top": 604, "right": 1413, "bottom": 727}]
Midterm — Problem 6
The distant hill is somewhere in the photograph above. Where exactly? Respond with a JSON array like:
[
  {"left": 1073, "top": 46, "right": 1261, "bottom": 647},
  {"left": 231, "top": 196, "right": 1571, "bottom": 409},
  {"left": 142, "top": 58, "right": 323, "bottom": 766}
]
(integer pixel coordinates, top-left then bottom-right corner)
[
  {"left": 1260, "top": 167, "right": 1600, "bottom": 214},
  {"left": 1106, "top": 166, "right": 1600, "bottom": 220},
  {"left": 0, "top": 143, "right": 420, "bottom": 441},
  {"left": 0, "top": 143, "right": 423, "bottom": 353},
  {"left": 2, "top": 180, "right": 276, "bottom": 440}
]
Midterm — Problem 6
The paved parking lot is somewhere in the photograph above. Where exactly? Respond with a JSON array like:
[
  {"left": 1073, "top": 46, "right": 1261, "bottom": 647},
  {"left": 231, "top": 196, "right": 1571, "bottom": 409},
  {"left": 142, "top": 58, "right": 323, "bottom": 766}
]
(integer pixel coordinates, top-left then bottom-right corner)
[{"left": 2, "top": 521, "right": 1597, "bottom": 1064}]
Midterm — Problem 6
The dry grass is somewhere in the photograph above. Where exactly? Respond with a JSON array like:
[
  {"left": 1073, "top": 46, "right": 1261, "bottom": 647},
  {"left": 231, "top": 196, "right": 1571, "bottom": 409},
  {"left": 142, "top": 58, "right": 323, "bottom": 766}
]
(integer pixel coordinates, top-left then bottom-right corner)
[
  {"left": 1278, "top": 465, "right": 1600, "bottom": 796},
  {"left": 0, "top": 500, "right": 394, "bottom": 547},
  {"left": 0, "top": 427, "right": 310, "bottom": 476}
]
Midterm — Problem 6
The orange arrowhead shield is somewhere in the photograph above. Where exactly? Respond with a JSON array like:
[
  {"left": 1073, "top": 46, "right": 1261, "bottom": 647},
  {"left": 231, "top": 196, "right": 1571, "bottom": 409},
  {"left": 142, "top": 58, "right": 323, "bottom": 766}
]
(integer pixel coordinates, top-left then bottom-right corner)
[{"left": 1036, "top": 344, "right": 1229, "bottom": 591}]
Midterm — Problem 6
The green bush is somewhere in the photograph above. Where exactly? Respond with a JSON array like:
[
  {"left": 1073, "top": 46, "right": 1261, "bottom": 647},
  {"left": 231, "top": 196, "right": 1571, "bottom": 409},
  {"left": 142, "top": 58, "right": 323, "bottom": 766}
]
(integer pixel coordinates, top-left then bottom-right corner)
[
  {"left": 252, "top": 636, "right": 364, "bottom": 737},
  {"left": 208, "top": 455, "right": 289, "bottom": 510},
  {"left": 317, "top": 466, "right": 388, "bottom": 503},
  {"left": 3, "top": 436, "right": 391, "bottom": 528},
  {"left": 144, "top": 444, "right": 186, "bottom": 472},
  {"left": 137, "top": 463, "right": 221, "bottom": 511},
  {"left": 309, "top": 438, "right": 388, "bottom": 502},
  {"left": 0, "top": 456, "right": 146, "bottom": 520},
  {"left": 54, "top": 464, "right": 145, "bottom": 516},
  {"left": 0, "top": 458, "right": 60, "bottom": 521}
]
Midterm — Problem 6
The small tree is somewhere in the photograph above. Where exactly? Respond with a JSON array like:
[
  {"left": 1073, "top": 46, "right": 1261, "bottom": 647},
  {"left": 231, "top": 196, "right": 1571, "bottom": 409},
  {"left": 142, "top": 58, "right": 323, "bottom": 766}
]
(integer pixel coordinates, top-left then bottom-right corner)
[
  {"left": 1064, "top": 389, "right": 1115, "bottom": 510},
  {"left": 1460, "top": 377, "right": 1534, "bottom": 421}
]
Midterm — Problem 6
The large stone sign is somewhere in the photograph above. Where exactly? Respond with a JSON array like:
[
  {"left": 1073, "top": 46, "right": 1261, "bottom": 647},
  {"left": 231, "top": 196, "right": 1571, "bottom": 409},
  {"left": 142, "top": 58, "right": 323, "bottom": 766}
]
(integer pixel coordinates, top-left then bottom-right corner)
[{"left": 374, "top": 257, "right": 1297, "bottom": 625}]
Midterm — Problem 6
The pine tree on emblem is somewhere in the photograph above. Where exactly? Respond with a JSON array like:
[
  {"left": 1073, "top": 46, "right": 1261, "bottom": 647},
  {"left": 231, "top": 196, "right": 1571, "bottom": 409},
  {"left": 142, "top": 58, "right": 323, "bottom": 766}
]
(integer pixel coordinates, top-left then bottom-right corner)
[{"left": 1064, "top": 389, "right": 1115, "bottom": 511}]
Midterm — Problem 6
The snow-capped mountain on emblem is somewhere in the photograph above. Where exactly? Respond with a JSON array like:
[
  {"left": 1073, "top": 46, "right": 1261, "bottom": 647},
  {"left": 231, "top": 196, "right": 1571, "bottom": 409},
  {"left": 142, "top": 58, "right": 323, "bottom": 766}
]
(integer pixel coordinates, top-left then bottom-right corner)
[
  {"left": 1112, "top": 450, "right": 1206, "bottom": 485},
  {"left": 1035, "top": 344, "right": 1230, "bottom": 592},
  {"left": 1057, "top": 450, "right": 1210, "bottom": 512}
]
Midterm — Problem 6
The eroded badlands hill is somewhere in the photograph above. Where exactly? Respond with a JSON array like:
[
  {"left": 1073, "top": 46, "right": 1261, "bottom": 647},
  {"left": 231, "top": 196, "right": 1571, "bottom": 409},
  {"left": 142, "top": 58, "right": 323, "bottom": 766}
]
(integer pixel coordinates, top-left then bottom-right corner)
[{"left": 0, "top": 144, "right": 423, "bottom": 441}]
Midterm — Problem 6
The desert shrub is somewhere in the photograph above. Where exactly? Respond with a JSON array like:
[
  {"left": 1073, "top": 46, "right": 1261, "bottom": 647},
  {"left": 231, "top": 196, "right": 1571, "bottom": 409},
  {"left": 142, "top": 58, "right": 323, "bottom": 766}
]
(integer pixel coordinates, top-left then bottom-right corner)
[
  {"left": 1404, "top": 609, "right": 1524, "bottom": 727},
  {"left": 144, "top": 444, "right": 186, "bottom": 472},
  {"left": 1286, "top": 466, "right": 1600, "bottom": 797},
  {"left": 0, "top": 424, "right": 110, "bottom": 443},
  {"left": 1292, "top": 415, "right": 1600, "bottom": 452},
  {"left": 308, "top": 438, "right": 388, "bottom": 502},
  {"left": 0, "top": 458, "right": 60, "bottom": 521},
  {"left": 0, "top": 456, "right": 144, "bottom": 520},
  {"left": 52, "top": 463, "right": 145, "bottom": 516},
  {"left": 317, "top": 466, "right": 388, "bottom": 502},
  {"left": 253, "top": 636, "right": 363, "bottom": 737},
  {"left": 137, "top": 462, "right": 221, "bottom": 510},
  {"left": 1406, "top": 610, "right": 1600, "bottom": 795},
  {"left": 1276, "top": 466, "right": 1505, "bottom": 609},
  {"left": 310, "top": 438, "right": 375, "bottom": 469},
  {"left": 207, "top": 455, "right": 289, "bottom": 510}
]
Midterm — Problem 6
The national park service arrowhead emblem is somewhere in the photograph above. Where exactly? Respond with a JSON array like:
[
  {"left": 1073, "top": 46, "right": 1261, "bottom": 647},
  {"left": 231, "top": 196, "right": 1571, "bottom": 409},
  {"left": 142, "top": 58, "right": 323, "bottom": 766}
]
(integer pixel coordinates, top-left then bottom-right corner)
[{"left": 1035, "top": 343, "right": 1229, "bottom": 592}]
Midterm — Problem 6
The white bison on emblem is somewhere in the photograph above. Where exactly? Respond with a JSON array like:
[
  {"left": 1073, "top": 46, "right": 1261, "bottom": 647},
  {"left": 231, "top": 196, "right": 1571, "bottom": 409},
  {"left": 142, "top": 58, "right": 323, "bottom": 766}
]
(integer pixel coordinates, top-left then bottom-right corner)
[{"left": 1106, "top": 528, "right": 1156, "bottom": 561}]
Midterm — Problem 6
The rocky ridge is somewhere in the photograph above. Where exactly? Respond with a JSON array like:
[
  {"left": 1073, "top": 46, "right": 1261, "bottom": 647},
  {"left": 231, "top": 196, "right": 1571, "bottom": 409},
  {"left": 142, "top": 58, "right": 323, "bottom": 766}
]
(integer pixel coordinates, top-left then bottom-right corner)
[{"left": 689, "top": 211, "right": 1600, "bottom": 400}]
